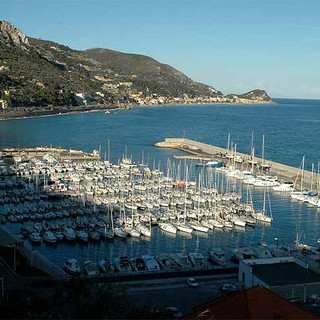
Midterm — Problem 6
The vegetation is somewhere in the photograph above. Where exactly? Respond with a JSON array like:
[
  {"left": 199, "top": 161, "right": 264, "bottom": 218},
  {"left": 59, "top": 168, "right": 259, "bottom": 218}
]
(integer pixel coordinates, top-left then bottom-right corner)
[{"left": 0, "top": 21, "right": 272, "bottom": 113}]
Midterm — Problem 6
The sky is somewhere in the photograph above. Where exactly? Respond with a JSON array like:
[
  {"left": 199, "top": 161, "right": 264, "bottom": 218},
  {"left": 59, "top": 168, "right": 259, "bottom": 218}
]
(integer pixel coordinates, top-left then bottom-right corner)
[{"left": 2, "top": 0, "right": 320, "bottom": 98}]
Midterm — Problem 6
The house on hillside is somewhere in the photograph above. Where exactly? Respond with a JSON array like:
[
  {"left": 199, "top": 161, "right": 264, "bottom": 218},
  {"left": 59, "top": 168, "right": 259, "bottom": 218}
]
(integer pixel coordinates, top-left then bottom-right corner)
[{"left": 0, "top": 99, "right": 8, "bottom": 109}]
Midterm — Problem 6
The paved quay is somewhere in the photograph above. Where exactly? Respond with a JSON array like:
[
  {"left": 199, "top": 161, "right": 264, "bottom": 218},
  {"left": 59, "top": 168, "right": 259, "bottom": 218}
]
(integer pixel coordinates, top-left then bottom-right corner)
[
  {"left": 0, "top": 146, "right": 100, "bottom": 162},
  {"left": 155, "top": 138, "right": 313, "bottom": 189}
]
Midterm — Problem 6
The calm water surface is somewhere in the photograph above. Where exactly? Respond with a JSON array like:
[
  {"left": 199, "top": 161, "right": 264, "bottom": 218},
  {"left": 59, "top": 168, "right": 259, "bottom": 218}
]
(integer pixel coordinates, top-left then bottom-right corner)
[{"left": 1, "top": 98, "right": 320, "bottom": 267}]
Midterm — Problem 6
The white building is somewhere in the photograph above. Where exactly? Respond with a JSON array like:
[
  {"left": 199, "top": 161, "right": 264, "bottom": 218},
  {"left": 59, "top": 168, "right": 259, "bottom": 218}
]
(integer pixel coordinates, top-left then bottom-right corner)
[{"left": 239, "top": 257, "right": 320, "bottom": 302}]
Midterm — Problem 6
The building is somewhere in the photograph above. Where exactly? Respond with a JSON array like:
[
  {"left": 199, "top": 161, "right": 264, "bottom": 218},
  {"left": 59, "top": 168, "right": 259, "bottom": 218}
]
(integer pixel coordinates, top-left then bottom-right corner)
[
  {"left": 0, "top": 99, "right": 8, "bottom": 109},
  {"left": 239, "top": 256, "right": 320, "bottom": 302},
  {"left": 183, "top": 286, "right": 318, "bottom": 319}
]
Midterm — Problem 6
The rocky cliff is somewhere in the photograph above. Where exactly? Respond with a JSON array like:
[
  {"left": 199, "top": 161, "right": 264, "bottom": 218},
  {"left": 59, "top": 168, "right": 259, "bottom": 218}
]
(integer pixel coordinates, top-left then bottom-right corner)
[{"left": 0, "top": 21, "right": 272, "bottom": 111}]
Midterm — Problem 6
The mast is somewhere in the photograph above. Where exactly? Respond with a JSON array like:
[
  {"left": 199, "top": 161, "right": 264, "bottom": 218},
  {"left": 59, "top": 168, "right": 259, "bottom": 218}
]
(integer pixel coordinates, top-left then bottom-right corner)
[
  {"left": 261, "top": 134, "right": 265, "bottom": 165},
  {"left": 107, "top": 139, "right": 110, "bottom": 162},
  {"left": 301, "top": 155, "right": 305, "bottom": 192},
  {"left": 184, "top": 165, "right": 188, "bottom": 224},
  {"left": 250, "top": 131, "right": 254, "bottom": 154},
  {"left": 226, "top": 133, "right": 230, "bottom": 155}
]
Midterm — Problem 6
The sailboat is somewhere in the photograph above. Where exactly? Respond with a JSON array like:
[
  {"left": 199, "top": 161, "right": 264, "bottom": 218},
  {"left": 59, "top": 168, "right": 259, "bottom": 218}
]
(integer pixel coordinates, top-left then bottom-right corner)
[
  {"left": 259, "top": 134, "right": 271, "bottom": 171},
  {"left": 251, "top": 184, "right": 273, "bottom": 223},
  {"left": 102, "top": 205, "right": 114, "bottom": 239},
  {"left": 290, "top": 155, "right": 308, "bottom": 200},
  {"left": 174, "top": 166, "right": 193, "bottom": 234}
]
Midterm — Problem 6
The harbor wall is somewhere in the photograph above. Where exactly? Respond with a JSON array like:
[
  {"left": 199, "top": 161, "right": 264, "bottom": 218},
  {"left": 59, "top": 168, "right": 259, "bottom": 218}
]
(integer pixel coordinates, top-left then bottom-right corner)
[{"left": 156, "top": 138, "right": 314, "bottom": 188}]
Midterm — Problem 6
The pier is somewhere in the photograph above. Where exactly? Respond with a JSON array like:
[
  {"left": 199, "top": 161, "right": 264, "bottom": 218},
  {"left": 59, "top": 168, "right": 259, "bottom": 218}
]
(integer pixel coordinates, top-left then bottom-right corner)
[
  {"left": 0, "top": 146, "right": 100, "bottom": 162},
  {"left": 155, "top": 138, "right": 314, "bottom": 188}
]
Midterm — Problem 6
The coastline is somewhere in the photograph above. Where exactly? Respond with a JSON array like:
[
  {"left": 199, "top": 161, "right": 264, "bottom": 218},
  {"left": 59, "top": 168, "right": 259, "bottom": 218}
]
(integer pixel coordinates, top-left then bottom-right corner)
[
  {"left": 0, "top": 100, "right": 274, "bottom": 121},
  {"left": 0, "top": 104, "right": 118, "bottom": 121}
]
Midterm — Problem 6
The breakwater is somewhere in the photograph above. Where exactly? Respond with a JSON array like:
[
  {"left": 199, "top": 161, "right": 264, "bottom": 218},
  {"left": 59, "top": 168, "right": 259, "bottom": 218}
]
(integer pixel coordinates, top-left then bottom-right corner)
[{"left": 155, "top": 138, "right": 313, "bottom": 189}]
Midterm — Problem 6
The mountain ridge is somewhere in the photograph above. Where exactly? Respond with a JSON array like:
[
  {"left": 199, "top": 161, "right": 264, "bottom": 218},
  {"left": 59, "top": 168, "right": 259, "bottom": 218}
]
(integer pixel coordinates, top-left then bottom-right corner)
[{"left": 0, "top": 21, "right": 273, "bottom": 114}]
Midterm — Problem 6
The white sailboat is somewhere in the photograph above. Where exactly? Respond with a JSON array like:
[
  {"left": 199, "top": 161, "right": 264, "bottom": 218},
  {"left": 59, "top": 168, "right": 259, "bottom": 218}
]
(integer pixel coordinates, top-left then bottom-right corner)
[
  {"left": 252, "top": 184, "right": 273, "bottom": 223},
  {"left": 290, "top": 155, "right": 307, "bottom": 200},
  {"left": 174, "top": 166, "right": 193, "bottom": 234}
]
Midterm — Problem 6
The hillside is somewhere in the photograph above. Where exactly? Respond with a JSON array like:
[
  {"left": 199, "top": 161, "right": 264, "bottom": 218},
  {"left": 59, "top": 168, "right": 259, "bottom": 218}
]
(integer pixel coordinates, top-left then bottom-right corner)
[{"left": 0, "top": 21, "right": 272, "bottom": 112}]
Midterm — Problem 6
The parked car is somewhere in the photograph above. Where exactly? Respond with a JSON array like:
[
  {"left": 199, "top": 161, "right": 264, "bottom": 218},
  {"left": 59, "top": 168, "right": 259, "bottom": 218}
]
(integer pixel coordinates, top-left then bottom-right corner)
[
  {"left": 221, "top": 283, "right": 238, "bottom": 293},
  {"left": 187, "top": 277, "right": 199, "bottom": 288}
]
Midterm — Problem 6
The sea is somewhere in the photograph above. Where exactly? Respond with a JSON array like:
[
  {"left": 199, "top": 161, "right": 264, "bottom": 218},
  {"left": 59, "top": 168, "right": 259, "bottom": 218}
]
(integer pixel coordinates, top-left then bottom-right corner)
[{"left": 1, "top": 98, "right": 320, "bottom": 268}]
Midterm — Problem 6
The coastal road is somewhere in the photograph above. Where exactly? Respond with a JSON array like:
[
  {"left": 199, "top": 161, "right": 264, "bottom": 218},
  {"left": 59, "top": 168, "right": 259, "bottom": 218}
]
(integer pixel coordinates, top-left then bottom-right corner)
[{"left": 120, "top": 275, "right": 239, "bottom": 315}]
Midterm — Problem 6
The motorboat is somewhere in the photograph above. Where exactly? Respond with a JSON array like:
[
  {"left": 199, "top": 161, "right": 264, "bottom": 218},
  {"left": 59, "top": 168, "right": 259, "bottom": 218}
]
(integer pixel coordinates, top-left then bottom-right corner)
[
  {"left": 28, "top": 231, "right": 42, "bottom": 244},
  {"left": 63, "top": 227, "right": 76, "bottom": 241},
  {"left": 188, "top": 252, "right": 206, "bottom": 268},
  {"left": 170, "top": 252, "right": 193, "bottom": 270},
  {"left": 75, "top": 230, "right": 89, "bottom": 242},
  {"left": 141, "top": 255, "right": 161, "bottom": 272},
  {"left": 63, "top": 258, "right": 81, "bottom": 275},
  {"left": 84, "top": 260, "right": 100, "bottom": 277},
  {"left": 273, "top": 181, "right": 294, "bottom": 192},
  {"left": 43, "top": 231, "right": 57, "bottom": 244},
  {"left": 114, "top": 256, "right": 134, "bottom": 273},
  {"left": 156, "top": 253, "right": 181, "bottom": 271},
  {"left": 208, "top": 247, "right": 227, "bottom": 265},
  {"left": 136, "top": 223, "right": 151, "bottom": 237},
  {"left": 130, "top": 257, "right": 147, "bottom": 271},
  {"left": 114, "top": 226, "right": 128, "bottom": 238}
]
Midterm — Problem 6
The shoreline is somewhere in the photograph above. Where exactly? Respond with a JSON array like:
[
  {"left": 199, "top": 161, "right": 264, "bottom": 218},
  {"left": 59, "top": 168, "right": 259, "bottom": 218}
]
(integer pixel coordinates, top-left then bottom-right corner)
[
  {"left": 0, "top": 104, "right": 119, "bottom": 121},
  {"left": 0, "top": 100, "right": 275, "bottom": 121}
]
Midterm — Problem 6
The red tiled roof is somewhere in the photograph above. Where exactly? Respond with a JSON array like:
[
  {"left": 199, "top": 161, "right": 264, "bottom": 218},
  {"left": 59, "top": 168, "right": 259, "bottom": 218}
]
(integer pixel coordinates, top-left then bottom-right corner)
[{"left": 182, "top": 286, "right": 318, "bottom": 319}]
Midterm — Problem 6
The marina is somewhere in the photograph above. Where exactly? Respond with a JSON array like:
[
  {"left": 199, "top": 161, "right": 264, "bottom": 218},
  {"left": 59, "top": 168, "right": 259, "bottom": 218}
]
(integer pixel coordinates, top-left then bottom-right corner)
[
  {"left": 0, "top": 141, "right": 320, "bottom": 280},
  {"left": 156, "top": 137, "right": 315, "bottom": 189},
  {"left": 1, "top": 101, "right": 320, "bottom": 284}
]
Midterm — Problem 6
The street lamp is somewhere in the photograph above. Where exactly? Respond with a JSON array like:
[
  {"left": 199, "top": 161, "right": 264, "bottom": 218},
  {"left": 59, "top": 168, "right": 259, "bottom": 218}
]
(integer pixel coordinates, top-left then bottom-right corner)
[{"left": 275, "top": 237, "right": 279, "bottom": 249}]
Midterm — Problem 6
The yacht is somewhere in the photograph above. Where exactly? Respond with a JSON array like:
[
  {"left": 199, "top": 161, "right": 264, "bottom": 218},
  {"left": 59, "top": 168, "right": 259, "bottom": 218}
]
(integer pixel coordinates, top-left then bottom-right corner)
[
  {"left": 129, "top": 257, "right": 147, "bottom": 271},
  {"left": 114, "top": 226, "right": 128, "bottom": 238},
  {"left": 273, "top": 181, "right": 294, "bottom": 192},
  {"left": 84, "top": 260, "right": 100, "bottom": 277},
  {"left": 251, "top": 211, "right": 272, "bottom": 223},
  {"left": 188, "top": 220, "right": 209, "bottom": 233},
  {"left": 43, "top": 231, "right": 57, "bottom": 244},
  {"left": 114, "top": 256, "right": 134, "bottom": 273},
  {"left": 98, "top": 258, "right": 114, "bottom": 273},
  {"left": 75, "top": 230, "right": 89, "bottom": 242},
  {"left": 156, "top": 253, "right": 180, "bottom": 271},
  {"left": 63, "top": 227, "right": 76, "bottom": 241},
  {"left": 136, "top": 223, "right": 151, "bottom": 237},
  {"left": 188, "top": 252, "right": 206, "bottom": 268},
  {"left": 174, "top": 221, "right": 193, "bottom": 234},
  {"left": 141, "top": 255, "right": 161, "bottom": 272},
  {"left": 63, "top": 258, "right": 81, "bottom": 275},
  {"left": 158, "top": 222, "right": 177, "bottom": 234},
  {"left": 170, "top": 252, "right": 193, "bottom": 270},
  {"left": 208, "top": 247, "right": 227, "bottom": 265},
  {"left": 28, "top": 231, "right": 42, "bottom": 244}
]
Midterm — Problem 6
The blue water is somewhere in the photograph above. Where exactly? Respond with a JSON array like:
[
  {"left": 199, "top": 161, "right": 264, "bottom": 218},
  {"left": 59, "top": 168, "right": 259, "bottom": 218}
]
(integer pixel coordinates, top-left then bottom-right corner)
[{"left": 1, "top": 98, "right": 320, "bottom": 267}]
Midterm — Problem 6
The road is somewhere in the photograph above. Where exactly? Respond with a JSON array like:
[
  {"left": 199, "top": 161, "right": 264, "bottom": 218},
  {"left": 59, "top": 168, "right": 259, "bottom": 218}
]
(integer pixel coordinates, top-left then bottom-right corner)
[{"left": 120, "top": 275, "right": 239, "bottom": 315}]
